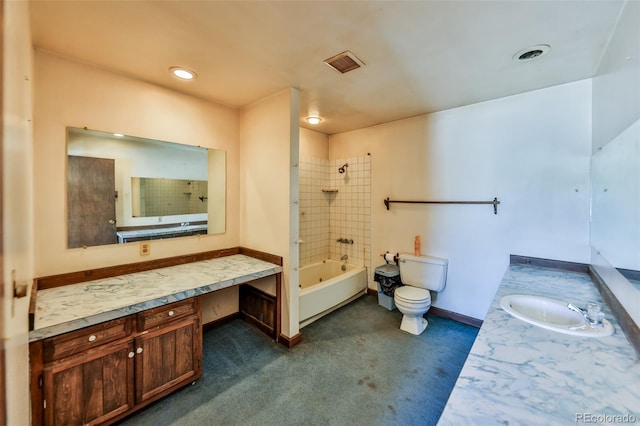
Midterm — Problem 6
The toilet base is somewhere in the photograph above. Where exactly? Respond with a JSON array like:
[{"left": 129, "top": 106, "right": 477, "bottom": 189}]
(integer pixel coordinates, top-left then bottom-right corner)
[{"left": 400, "top": 314, "right": 428, "bottom": 335}]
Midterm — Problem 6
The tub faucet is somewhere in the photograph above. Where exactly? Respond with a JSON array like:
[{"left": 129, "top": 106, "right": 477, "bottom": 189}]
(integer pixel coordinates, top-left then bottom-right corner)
[{"left": 341, "top": 255, "right": 348, "bottom": 261}]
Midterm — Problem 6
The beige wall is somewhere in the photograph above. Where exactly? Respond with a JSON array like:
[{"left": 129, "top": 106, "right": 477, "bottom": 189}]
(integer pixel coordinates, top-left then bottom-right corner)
[
  {"left": 300, "top": 127, "right": 328, "bottom": 159},
  {"left": 32, "top": 51, "right": 241, "bottom": 276},
  {"left": 330, "top": 80, "right": 592, "bottom": 320},
  {"left": 240, "top": 88, "right": 300, "bottom": 337},
  {"left": 3, "top": 1, "right": 33, "bottom": 423}
]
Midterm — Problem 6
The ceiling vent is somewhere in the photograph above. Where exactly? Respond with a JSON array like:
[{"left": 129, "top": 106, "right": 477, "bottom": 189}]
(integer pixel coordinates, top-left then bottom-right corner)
[{"left": 324, "top": 51, "right": 365, "bottom": 74}]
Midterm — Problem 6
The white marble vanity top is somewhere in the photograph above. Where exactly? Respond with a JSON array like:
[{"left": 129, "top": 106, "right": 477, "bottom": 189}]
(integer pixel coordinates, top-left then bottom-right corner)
[
  {"left": 438, "top": 264, "right": 640, "bottom": 425},
  {"left": 30, "top": 254, "right": 282, "bottom": 342}
]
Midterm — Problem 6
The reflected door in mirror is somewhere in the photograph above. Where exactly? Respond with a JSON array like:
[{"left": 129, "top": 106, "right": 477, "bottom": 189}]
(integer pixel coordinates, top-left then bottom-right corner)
[{"left": 67, "top": 155, "right": 118, "bottom": 247}]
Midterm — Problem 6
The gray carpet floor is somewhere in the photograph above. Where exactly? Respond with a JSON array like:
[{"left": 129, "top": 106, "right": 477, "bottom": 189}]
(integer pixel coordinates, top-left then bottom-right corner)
[{"left": 118, "top": 295, "right": 478, "bottom": 426}]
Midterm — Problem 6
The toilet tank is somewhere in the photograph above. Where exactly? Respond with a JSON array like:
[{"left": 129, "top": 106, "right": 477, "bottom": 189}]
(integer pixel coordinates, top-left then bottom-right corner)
[{"left": 398, "top": 253, "right": 448, "bottom": 292}]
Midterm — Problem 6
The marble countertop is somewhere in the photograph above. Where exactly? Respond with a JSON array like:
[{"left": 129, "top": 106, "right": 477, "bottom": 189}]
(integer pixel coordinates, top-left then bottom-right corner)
[
  {"left": 30, "top": 254, "right": 282, "bottom": 342},
  {"left": 438, "top": 264, "right": 640, "bottom": 425}
]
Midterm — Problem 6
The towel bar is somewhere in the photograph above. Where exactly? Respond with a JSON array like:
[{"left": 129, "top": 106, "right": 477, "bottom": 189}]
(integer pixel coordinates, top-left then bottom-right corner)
[{"left": 384, "top": 197, "right": 500, "bottom": 214}]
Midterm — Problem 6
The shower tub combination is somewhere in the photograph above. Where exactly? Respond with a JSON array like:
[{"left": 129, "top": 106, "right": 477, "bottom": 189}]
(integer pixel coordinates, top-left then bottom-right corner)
[{"left": 299, "top": 259, "right": 368, "bottom": 328}]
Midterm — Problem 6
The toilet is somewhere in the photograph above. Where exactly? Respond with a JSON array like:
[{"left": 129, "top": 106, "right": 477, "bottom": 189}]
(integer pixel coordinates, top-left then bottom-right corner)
[{"left": 394, "top": 253, "right": 448, "bottom": 335}]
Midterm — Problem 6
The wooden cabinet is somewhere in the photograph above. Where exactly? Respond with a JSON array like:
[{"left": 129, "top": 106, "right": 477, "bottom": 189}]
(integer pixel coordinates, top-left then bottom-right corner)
[
  {"left": 30, "top": 298, "right": 202, "bottom": 426},
  {"left": 134, "top": 299, "right": 201, "bottom": 403},
  {"left": 42, "top": 340, "right": 134, "bottom": 426}
]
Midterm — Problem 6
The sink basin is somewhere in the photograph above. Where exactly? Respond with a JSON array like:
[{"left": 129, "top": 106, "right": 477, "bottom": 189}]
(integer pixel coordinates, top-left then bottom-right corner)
[{"left": 499, "top": 295, "right": 614, "bottom": 337}]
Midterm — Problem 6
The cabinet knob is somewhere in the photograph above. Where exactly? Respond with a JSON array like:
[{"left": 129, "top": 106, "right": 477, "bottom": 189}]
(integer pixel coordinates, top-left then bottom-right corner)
[
  {"left": 168, "top": 310, "right": 175, "bottom": 317},
  {"left": 88, "top": 335, "right": 97, "bottom": 342},
  {"left": 128, "top": 352, "right": 135, "bottom": 358},
  {"left": 136, "top": 347, "right": 143, "bottom": 354}
]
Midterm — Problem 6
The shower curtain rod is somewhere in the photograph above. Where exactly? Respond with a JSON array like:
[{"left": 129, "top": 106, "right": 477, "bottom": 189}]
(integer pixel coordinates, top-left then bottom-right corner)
[{"left": 384, "top": 197, "right": 501, "bottom": 214}]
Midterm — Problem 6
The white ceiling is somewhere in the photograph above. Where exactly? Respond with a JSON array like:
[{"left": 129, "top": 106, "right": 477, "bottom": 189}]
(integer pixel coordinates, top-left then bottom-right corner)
[{"left": 29, "top": 0, "right": 626, "bottom": 135}]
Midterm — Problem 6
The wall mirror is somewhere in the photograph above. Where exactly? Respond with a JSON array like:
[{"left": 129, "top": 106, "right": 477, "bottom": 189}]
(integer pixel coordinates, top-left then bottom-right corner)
[
  {"left": 131, "top": 177, "right": 208, "bottom": 217},
  {"left": 591, "top": 123, "right": 640, "bottom": 288},
  {"left": 67, "top": 127, "right": 226, "bottom": 248}
]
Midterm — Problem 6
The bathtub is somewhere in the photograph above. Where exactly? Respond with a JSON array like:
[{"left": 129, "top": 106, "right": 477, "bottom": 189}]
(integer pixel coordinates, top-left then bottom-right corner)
[{"left": 299, "top": 259, "right": 368, "bottom": 328}]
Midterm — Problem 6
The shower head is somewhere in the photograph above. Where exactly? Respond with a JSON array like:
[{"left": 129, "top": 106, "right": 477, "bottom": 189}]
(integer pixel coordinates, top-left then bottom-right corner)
[{"left": 338, "top": 163, "right": 349, "bottom": 174}]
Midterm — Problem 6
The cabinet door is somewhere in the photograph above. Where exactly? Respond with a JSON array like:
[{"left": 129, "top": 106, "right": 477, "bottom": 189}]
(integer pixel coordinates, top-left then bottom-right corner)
[
  {"left": 43, "top": 341, "right": 134, "bottom": 426},
  {"left": 134, "top": 316, "right": 201, "bottom": 403}
]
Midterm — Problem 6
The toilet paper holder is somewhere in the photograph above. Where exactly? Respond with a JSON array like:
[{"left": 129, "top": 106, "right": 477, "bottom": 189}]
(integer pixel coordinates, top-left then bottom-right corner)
[{"left": 381, "top": 252, "right": 398, "bottom": 264}]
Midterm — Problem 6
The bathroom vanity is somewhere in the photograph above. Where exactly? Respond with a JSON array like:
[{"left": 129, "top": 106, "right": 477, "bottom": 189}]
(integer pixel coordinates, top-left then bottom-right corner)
[
  {"left": 28, "top": 248, "right": 283, "bottom": 426},
  {"left": 438, "top": 261, "right": 640, "bottom": 425}
]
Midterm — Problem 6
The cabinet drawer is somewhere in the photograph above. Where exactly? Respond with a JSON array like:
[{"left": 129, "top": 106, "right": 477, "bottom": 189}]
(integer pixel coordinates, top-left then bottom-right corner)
[
  {"left": 137, "top": 298, "right": 198, "bottom": 330},
  {"left": 43, "top": 317, "right": 132, "bottom": 361}
]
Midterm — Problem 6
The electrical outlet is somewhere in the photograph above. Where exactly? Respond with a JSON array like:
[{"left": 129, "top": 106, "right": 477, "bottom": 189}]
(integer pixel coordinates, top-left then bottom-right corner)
[{"left": 140, "top": 242, "right": 151, "bottom": 256}]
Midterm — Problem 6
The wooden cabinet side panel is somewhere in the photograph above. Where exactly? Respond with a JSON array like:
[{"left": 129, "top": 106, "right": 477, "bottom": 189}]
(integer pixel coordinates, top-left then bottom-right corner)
[{"left": 30, "top": 341, "right": 45, "bottom": 426}]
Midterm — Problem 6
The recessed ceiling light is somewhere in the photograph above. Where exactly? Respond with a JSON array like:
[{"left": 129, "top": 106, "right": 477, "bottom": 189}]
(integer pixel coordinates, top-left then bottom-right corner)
[
  {"left": 305, "top": 116, "right": 322, "bottom": 125},
  {"left": 169, "top": 67, "right": 197, "bottom": 80},
  {"left": 512, "top": 44, "right": 551, "bottom": 62}
]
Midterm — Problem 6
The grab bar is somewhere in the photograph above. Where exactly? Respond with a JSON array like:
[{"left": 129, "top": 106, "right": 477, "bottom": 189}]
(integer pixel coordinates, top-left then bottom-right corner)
[{"left": 384, "top": 197, "right": 500, "bottom": 214}]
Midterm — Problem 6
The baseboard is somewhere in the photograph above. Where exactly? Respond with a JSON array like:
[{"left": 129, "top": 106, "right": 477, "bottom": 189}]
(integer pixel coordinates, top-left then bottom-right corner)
[
  {"left": 203, "top": 312, "right": 241, "bottom": 332},
  {"left": 366, "top": 289, "right": 482, "bottom": 328},
  {"left": 510, "top": 255, "right": 589, "bottom": 273},
  {"left": 429, "top": 306, "right": 483, "bottom": 328},
  {"left": 617, "top": 267, "right": 640, "bottom": 282},
  {"left": 279, "top": 333, "right": 302, "bottom": 348}
]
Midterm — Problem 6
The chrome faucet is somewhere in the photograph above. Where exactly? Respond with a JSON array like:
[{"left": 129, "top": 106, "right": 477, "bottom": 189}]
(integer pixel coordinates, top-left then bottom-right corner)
[
  {"left": 567, "top": 303, "right": 604, "bottom": 327},
  {"left": 341, "top": 255, "right": 348, "bottom": 261},
  {"left": 567, "top": 303, "right": 587, "bottom": 316}
]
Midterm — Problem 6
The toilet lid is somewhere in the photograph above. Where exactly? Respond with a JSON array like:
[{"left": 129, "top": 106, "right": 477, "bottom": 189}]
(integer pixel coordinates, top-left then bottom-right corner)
[{"left": 395, "top": 286, "right": 431, "bottom": 302}]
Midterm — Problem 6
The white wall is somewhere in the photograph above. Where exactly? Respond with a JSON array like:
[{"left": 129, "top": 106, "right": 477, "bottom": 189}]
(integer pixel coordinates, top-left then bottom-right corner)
[
  {"left": 591, "top": 0, "right": 640, "bottom": 269},
  {"left": 592, "top": 0, "right": 640, "bottom": 152},
  {"left": 239, "top": 88, "right": 300, "bottom": 338},
  {"left": 32, "top": 51, "right": 240, "bottom": 276},
  {"left": 590, "top": 0, "right": 640, "bottom": 331},
  {"left": 3, "top": 1, "right": 34, "bottom": 423},
  {"left": 330, "top": 80, "right": 592, "bottom": 320}
]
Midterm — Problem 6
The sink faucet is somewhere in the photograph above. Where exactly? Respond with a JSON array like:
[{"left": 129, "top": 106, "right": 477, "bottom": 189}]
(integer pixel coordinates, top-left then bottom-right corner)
[
  {"left": 341, "top": 255, "right": 348, "bottom": 261},
  {"left": 567, "top": 303, "right": 604, "bottom": 327}
]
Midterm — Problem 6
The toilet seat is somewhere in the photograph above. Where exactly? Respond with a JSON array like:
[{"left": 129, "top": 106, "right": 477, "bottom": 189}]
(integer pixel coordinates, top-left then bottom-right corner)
[
  {"left": 394, "top": 286, "right": 431, "bottom": 303},
  {"left": 394, "top": 286, "right": 431, "bottom": 335}
]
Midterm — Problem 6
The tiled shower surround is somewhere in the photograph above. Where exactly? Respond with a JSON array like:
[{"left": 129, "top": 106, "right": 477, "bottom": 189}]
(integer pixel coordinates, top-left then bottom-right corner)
[
  {"left": 299, "top": 155, "right": 372, "bottom": 282},
  {"left": 138, "top": 178, "right": 207, "bottom": 217}
]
